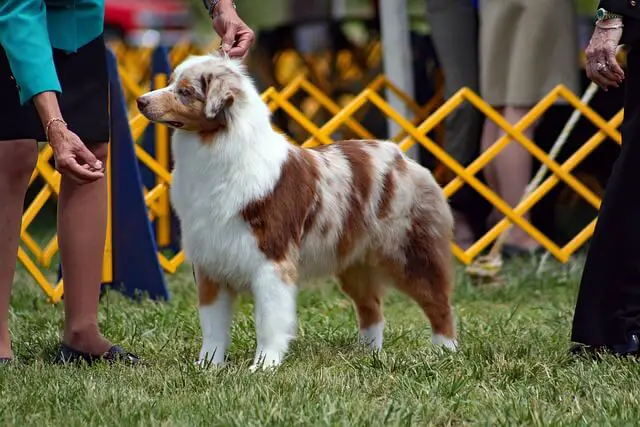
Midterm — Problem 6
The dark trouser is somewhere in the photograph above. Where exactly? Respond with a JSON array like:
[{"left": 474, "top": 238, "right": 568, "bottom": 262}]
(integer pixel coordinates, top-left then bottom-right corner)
[
  {"left": 426, "top": 0, "right": 491, "bottom": 234},
  {"left": 571, "top": 43, "right": 640, "bottom": 347},
  {"left": 426, "top": 0, "right": 483, "bottom": 168}
]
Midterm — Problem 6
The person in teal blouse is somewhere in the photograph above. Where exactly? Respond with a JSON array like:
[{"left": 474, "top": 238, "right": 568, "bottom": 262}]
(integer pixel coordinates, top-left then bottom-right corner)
[{"left": 0, "top": 0, "right": 253, "bottom": 365}]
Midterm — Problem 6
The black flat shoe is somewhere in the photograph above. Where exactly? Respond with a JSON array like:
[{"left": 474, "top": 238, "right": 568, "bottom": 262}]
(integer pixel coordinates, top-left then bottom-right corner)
[
  {"left": 569, "top": 343, "right": 602, "bottom": 359},
  {"left": 0, "top": 357, "right": 12, "bottom": 365},
  {"left": 55, "top": 343, "right": 141, "bottom": 366},
  {"left": 570, "top": 334, "right": 640, "bottom": 359},
  {"left": 608, "top": 334, "right": 640, "bottom": 355}
]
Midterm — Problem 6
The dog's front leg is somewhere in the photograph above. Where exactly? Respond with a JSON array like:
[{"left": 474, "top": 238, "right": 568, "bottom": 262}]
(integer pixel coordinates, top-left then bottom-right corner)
[
  {"left": 195, "top": 268, "right": 235, "bottom": 368},
  {"left": 249, "top": 264, "right": 297, "bottom": 371}
]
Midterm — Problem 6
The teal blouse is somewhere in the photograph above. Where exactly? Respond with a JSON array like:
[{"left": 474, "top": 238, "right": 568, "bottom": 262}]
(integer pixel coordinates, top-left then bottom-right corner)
[{"left": 0, "top": 0, "right": 104, "bottom": 105}]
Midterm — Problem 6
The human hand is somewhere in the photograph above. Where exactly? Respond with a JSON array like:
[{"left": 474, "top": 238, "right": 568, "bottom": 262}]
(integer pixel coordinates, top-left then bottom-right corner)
[
  {"left": 48, "top": 121, "right": 104, "bottom": 184},
  {"left": 211, "top": 0, "right": 255, "bottom": 59},
  {"left": 585, "top": 20, "right": 625, "bottom": 91}
]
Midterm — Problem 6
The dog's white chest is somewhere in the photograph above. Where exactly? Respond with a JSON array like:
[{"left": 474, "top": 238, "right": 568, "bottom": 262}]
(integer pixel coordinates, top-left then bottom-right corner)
[
  {"left": 171, "top": 175, "right": 266, "bottom": 284},
  {"left": 169, "top": 132, "right": 289, "bottom": 284}
]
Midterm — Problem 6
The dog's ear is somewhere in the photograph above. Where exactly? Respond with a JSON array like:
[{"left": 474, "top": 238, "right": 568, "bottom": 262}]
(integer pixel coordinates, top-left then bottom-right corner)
[{"left": 202, "top": 71, "right": 238, "bottom": 121}]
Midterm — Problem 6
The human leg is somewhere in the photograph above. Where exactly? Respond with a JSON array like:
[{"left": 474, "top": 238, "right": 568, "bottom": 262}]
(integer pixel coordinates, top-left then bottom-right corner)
[
  {"left": 56, "top": 142, "right": 113, "bottom": 355},
  {"left": 427, "top": 0, "right": 484, "bottom": 248},
  {"left": 0, "top": 140, "right": 38, "bottom": 359},
  {"left": 492, "top": 107, "right": 539, "bottom": 249}
]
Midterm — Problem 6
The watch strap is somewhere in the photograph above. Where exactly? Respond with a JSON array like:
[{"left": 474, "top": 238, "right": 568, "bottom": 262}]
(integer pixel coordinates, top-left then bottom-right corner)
[
  {"left": 596, "top": 8, "right": 623, "bottom": 21},
  {"left": 203, "top": 0, "right": 236, "bottom": 17}
]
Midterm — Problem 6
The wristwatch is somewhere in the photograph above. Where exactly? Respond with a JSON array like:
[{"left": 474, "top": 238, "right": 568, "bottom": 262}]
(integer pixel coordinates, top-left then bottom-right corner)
[
  {"left": 202, "top": 0, "right": 236, "bottom": 17},
  {"left": 596, "top": 8, "right": 622, "bottom": 21}
]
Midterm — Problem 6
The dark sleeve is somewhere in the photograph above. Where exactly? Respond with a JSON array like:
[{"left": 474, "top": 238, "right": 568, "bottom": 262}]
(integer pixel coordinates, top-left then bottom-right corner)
[{"left": 599, "top": 0, "right": 640, "bottom": 20}]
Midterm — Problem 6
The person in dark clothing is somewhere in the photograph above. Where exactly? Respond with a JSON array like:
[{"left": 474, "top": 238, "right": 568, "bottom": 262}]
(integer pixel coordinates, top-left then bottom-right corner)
[
  {"left": 571, "top": 0, "right": 640, "bottom": 356},
  {"left": 425, "top": 0, "right": 488, "bottom": 250}
]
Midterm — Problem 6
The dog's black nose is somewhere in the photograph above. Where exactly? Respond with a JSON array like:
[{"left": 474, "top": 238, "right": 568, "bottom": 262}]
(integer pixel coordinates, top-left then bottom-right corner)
[{"left": 137, "top": 97, "right": 149, "bottom": 111}]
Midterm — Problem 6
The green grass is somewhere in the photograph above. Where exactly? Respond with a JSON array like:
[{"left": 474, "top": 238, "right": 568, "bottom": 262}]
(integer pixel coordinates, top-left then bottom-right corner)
[{"left": 2, "top": 256, "right": 640, "bottom": 426}]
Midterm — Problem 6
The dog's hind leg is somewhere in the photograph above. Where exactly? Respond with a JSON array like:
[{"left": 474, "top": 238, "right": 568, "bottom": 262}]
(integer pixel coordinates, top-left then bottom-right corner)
[
  {"left": 250, "top": 261, "right": 298, "bottom": 371},
  {"left": 394, "top": 275, "right": 457, "bottom": 351},
  {"left": 338, "top": 262, "right": 386, "bottom": 350},
  {"left": 195, "top": 266, "right": 236, "bottom": 367},
  {"left": 382, "top": 221, "right": 457, "bottom": 351}
]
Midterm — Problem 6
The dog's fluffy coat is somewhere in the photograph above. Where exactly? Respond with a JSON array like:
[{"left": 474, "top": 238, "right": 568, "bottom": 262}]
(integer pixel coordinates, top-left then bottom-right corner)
[{"left": 137, "top": 54, "right": 458, "bottom": 370}]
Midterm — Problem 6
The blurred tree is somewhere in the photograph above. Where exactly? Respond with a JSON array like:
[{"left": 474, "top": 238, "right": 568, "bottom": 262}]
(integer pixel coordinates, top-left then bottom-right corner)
[{"left": 575, "top": 0, "right": 599, "bottom": 15}]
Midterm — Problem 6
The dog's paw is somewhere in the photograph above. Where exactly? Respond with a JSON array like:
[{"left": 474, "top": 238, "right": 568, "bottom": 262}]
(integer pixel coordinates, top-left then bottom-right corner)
[
  {"left": 249, "top": 351, "right": 283, "bottom": 372},
  {"left": 432, "top": 334, "right": 458, "bottom": 352},
  {"left": 196, "top": 347, "right": 226, "bottom": 369},
  {"left": 358, "top": 322, "right": 384, "bottom": 350},
  {"left": 195, "top": 358, "right": 226, "bottom": 369},
  {"left": 248, "top": 363, "right": 273, "bottom": 373}
]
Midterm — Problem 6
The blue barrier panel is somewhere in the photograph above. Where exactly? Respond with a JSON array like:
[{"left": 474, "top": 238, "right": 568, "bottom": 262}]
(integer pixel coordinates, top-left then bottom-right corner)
[{"left": 106, "top": 47, "right": 170, "bottom": 301}]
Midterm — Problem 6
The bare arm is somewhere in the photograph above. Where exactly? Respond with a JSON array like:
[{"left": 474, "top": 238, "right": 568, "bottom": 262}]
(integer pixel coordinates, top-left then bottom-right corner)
[{"left": 33, "top": 91, "right": 64, "bottom": 130}]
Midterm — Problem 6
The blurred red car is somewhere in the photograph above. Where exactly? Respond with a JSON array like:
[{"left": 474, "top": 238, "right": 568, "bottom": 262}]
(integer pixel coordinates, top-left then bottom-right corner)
[{"left": 104, "top": 0, "right": 193, "bottom": 46}]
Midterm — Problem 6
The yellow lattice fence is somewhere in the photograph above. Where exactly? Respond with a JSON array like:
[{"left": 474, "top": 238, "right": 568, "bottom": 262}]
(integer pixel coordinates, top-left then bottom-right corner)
[{"left": 129, "top": 75, "right": 621, "bottom": 272}]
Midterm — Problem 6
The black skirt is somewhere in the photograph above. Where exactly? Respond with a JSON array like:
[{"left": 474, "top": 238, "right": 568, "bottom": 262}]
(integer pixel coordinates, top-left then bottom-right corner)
[{"left": 0, "top": 34, "right": 109, "bottom": 144}]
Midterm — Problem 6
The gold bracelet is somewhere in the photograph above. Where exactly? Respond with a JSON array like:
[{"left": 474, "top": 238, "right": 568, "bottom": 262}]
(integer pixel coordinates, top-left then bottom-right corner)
[
  {"left": 596, "top": 20, "right": 624, "bottom": 30},
  {"left": 597, "top": 24, "right": 624, "bottom": 29},
  {"left": 45, "top": 117, "right": 67, "bottom": 140}
]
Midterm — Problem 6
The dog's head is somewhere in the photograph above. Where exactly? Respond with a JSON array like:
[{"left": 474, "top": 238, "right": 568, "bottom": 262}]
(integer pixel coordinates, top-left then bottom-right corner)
[{"left": 137, "top": 53, "right": 246, "bottom": 134}]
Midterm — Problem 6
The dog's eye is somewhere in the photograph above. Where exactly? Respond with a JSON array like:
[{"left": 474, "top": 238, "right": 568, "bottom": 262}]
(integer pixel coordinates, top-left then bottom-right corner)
[{"left": 178, "top": 86, "right": 194, "bottom": 97}]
